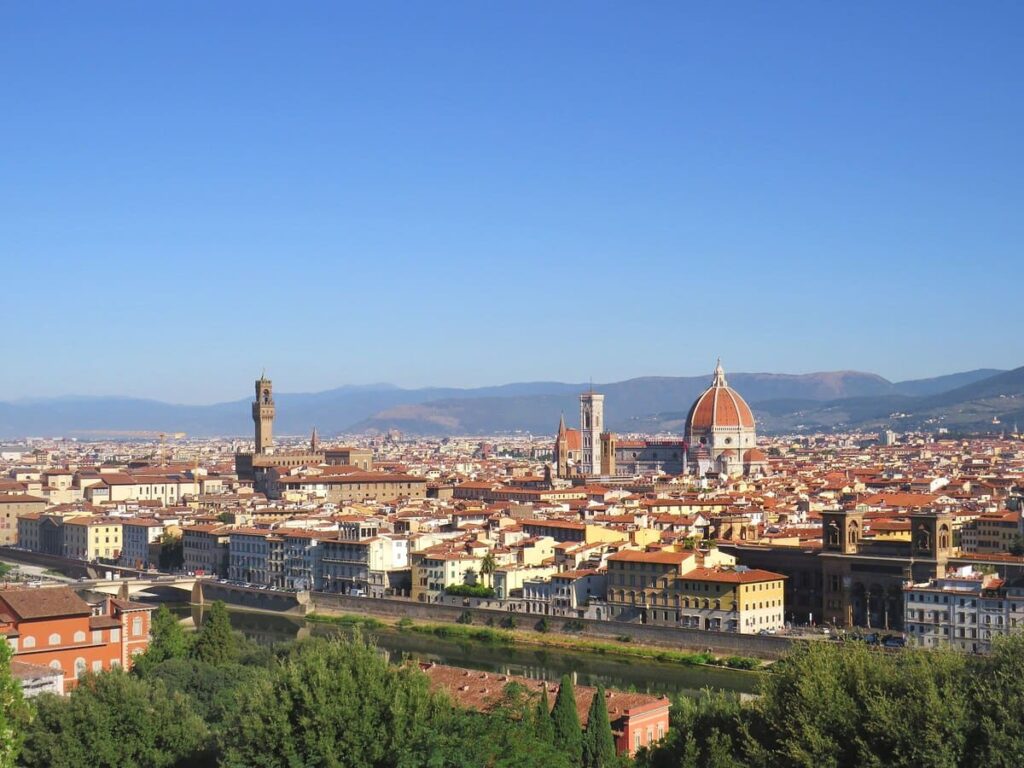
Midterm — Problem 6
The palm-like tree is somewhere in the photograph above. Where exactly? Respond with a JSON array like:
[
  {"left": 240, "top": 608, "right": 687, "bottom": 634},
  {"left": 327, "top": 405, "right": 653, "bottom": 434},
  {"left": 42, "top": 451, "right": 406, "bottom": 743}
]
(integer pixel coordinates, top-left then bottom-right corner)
[{"left": 479, "top": 552, "right": 497, "bottom": 588}]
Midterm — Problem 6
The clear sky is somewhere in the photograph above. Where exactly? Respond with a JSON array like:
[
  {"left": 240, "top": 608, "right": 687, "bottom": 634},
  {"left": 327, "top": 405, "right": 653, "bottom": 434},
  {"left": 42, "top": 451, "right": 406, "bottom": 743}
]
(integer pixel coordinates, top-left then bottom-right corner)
[{"left": 2, "top": 2, "right": 1022, "bottom": 403}]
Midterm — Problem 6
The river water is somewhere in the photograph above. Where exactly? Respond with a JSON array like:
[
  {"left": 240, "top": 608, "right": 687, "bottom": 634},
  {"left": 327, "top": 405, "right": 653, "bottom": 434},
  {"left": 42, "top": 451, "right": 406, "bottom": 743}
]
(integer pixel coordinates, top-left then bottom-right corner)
[{"left": 177, "top": 603, "right": 761, "bottom": 698}]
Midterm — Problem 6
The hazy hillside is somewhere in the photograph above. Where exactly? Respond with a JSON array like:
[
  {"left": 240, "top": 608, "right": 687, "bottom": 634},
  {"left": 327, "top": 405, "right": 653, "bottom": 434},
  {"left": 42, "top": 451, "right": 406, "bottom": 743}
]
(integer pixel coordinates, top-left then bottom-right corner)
[
  {"left": 892, "top": 369, "right": 1004, "bottom": 397},
  {"left": 0, "top": 367, "right": 1017, "bottom": 438}
]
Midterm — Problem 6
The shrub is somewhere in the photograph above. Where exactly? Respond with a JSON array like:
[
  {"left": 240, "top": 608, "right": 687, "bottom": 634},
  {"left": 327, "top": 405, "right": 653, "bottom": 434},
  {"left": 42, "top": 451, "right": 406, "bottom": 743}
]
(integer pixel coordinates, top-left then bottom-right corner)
[
  {"left": 536, "top": 618, "right": 550, "bottom": 633},
  {"left": 445, "top": 584, "right": 496, "bottom": 599},
  {"left": 457, "top": 610, "right": 473, "bottom": 625}
]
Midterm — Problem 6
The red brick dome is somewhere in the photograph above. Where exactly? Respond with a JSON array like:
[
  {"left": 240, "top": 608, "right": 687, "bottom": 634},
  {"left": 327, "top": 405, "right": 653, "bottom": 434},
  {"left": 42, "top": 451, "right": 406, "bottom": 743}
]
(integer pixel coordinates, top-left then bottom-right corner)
[{"left": 685, "top": 361, "right": 755, "bottom": 431}]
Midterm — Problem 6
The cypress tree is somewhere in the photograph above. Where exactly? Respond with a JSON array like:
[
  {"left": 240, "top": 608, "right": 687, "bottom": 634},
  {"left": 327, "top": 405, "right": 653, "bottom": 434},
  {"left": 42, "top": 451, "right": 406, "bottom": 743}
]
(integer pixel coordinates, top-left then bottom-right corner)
[
  {"left": 583, "top": 685, "right": 617, "bottom": 768},
  {"left": 550, "top": 674, "right": 583, "bottom": 765},
  {"left": 535, "top": 684, "right": 555, "bottom": 744},
  {"left": 191, "top": 601, "right": 238, "bottom": 665}
]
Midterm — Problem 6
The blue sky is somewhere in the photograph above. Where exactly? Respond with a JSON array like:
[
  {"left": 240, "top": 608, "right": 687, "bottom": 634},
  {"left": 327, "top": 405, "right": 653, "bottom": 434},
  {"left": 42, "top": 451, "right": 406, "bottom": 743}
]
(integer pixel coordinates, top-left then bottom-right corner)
[{"left": 2, "top": 2, "right": 1022, "bottom": 403}]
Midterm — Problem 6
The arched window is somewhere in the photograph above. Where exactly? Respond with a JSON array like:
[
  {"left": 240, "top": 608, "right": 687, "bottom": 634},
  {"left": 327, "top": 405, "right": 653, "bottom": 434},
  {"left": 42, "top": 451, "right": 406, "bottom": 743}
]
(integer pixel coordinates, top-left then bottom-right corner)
[
  {"left": 22, "top": 636, "right": 35, "bottom": 649},
  {"left": 49, "top": 660, "right": 61, "bottom": 671},
  {"left": 48, "top": 633, "right": 61, "bottom": 646},
  {"left": 75, "top": 658, "right": 87, "bottom": 679},
  {"left": 73, "top": 631, "right": 86, "bottom": 643}
]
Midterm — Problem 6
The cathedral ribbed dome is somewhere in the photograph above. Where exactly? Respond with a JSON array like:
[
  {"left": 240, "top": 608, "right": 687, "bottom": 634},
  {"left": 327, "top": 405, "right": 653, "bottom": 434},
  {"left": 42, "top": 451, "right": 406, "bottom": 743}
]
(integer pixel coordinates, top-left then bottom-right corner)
[{"left": 685, "top": 361, "right": 755, "bottom": 431}]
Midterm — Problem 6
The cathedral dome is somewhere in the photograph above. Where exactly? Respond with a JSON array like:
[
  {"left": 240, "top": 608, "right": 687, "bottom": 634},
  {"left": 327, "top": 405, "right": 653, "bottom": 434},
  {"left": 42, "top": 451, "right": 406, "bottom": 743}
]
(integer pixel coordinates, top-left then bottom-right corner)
[{"left": 685, "top": 361, "right": 755, "bottom": 431}]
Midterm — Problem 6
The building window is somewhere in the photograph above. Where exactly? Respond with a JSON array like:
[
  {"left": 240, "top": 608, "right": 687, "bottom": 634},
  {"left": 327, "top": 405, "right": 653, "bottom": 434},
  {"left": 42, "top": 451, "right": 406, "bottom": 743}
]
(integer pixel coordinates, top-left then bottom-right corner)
[
  {"left": 74, "top": 630, "right": 86, "bottom": 643},
  {"left": 22, "top": 636, "right": 35, "bottom": 649},
  {"left": 75, "top": 658, "right": 87, "bottom": 679},
  {"left": 49, "top": 660, "right": 62, "bottom": 671},
  {"left": 111, "top": 628, "right": 120, "bottom": 642},
  {"left": 132, "top": 617, "right": 143, "bottom": 637},
  {"left": 48, "top": 633, "right": 61, "bottom": 646}
]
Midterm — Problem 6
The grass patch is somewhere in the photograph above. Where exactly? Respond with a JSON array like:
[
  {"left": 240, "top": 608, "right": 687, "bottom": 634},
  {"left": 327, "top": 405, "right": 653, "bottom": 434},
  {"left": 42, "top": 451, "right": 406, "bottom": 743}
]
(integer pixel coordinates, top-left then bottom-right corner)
[
  {"left": 305, "top": 612, "right": 384, "bottom": 630},
  {"left": 408, "top": 622, "right": 513, "bottom": 646}
]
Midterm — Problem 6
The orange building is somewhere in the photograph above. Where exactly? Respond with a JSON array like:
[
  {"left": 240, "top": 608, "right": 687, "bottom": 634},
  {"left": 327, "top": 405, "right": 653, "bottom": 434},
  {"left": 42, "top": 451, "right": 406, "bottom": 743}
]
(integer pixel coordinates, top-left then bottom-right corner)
[
  {"left": 0, "top": 587, "right": 153, "bottom": 690},
  {"left": 420, "top": 662, "right": 670, "bottom": 757}
]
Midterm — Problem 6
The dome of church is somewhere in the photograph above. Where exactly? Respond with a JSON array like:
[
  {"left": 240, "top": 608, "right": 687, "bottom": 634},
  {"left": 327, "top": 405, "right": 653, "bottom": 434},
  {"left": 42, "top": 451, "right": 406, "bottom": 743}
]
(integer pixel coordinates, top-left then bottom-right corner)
[{"left": 685, "top": 361, "right": 755, "bottom": 431}]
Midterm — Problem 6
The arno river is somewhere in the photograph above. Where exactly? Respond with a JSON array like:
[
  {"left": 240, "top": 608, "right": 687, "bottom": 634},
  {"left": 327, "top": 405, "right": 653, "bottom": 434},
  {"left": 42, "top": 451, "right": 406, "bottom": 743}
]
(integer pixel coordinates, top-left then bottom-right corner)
[{"left": 176, "top": 603, "right": 761, "bottom": 699}]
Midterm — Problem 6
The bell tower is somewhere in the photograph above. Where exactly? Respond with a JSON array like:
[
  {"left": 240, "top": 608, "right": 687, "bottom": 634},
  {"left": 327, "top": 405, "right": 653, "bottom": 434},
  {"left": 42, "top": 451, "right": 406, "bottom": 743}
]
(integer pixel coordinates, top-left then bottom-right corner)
[
  {"left": 579, "top": 391, "right": 604, "bottom": 476},
  {"left": 253, "top": 374, "right": 275, "bottom": 454}
]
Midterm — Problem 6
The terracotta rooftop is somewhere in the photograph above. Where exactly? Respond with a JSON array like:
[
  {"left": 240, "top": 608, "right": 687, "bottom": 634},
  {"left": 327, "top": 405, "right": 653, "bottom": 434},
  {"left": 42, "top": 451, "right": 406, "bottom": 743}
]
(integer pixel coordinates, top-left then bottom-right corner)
[{"left": 0, "top": 587, "right": 91, "bottom": 620}]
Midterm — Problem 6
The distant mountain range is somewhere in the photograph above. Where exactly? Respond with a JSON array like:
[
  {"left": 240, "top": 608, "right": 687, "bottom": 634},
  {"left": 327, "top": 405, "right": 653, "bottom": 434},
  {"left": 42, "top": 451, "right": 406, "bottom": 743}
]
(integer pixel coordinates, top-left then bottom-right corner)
[{"left": 0, "top": 367, "right": 1019, "bottom": 439}]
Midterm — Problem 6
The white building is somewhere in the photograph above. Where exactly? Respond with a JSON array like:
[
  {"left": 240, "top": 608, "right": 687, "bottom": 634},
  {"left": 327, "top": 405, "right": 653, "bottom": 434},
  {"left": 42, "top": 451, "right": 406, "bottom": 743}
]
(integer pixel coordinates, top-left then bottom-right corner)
[{"left": 904, "top": 567, "right": 1024, "bottom": 653}]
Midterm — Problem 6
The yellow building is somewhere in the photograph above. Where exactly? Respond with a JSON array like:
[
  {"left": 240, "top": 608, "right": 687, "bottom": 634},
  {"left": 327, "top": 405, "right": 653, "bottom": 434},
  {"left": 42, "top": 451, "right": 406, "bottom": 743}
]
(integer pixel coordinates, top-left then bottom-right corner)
[
  {"left": 606, "top": 548, "right": 785, "bottom": 634},
  {"left": 675, "top": 567, "right": 785, "bottom": 634},
  {"left": 61, "top": 517, "right": 123, "bottom": 562},
  {"left": 410, "top": 549, "right": 481, "bottom": 602}
]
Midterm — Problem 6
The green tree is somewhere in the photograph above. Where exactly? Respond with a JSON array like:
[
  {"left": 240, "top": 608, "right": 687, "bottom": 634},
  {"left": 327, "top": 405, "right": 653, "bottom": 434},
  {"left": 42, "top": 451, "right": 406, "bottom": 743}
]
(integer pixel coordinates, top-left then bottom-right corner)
[
  {"left": 1009, "top": 534, "right": 1024, "bottom": 556},
  {"left": 582, "top": 685, "right": 617, "bottom": 768},
  {"left": 218, "top": 636, "right": 452, "bottom": 767},
  {"left": 750, "top": 641, "right": 969, "bottom": 768},
  {"left": 133, "top": 605, "right": 190, "bottom": 675},
  {"left": 0, "top": 642, "right": 29, "bottom": 768},
  {"left": 480, "top": 552, "right": 498, "bottom": 588},
  {"left": 964, "top": 633, "right": 1024, "bottom": 766},
  {"left": 144, "top": 656, "right": 269, "bottom": 727},
  {"left": 191, "top": 601, "right": 239, "bottom": 666},
  {"left": 20, "top": 671, "right": 208, "bottom": 768},
  {"left": 551, "top": 675, "right": 583, "bottom": 765},
  {"left": 157, "top": 533, "right": 184, "bottom": 571},
  {"left": 534, "top": 685, "right": 555, "bottom": 744}
]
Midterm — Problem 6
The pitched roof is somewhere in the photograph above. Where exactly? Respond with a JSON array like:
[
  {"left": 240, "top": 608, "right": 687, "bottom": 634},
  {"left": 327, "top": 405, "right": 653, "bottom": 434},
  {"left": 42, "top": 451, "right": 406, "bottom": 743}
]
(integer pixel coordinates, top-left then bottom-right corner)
[{"left": 0, "top": 587, "right": 91, "bottom": 620}]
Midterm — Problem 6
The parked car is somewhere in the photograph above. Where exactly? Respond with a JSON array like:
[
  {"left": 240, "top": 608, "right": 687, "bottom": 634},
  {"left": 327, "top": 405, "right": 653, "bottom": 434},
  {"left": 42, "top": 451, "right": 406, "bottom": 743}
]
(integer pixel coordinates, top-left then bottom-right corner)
[{"left": 882, "top": 636, "right": 906, "bottom": 649}]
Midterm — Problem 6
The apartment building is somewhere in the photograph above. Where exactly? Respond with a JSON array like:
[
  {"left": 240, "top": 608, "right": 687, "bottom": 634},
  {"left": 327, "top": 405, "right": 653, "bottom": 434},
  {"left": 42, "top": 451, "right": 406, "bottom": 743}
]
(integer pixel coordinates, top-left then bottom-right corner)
[
  {"left": 410, "top": 548, "right": 481, "bottom": 602},
  {"left": 319, "top": 534, "right": 410, "bottom": 597},
  {"left": 606, "top": 548, "right": 786, "bottom": 633},
  {"left": 0, "top": 587, "right": 153, "bottom": 690},
  {"left": 119, "top": 518, "right": 165, "bottom": 569},
  {"left": 61, "top": 517, "right": 123, "bottom": 562},
  {"left": 0, "top": 493, "right": 46, "bottom": 545},
  {"left": 182, "top": 524, "right": 231, "bottom": 576},
  {"left": 961, "top": 510, "right": 1020, "bottom": 554},
  {"left": 904, "top": 568, "right": 1024, "bottom": 653}
]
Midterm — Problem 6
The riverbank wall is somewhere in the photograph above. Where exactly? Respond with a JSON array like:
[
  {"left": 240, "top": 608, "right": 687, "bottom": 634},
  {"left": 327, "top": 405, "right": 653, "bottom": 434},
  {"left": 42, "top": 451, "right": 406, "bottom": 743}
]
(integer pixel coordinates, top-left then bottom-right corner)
[
  {"left": 311, "top": 593, "right": 794, "bottom": 659},
  {"left": 191, "top": 581, "right": 794, "bottom": 658},
  {"left": 198, "top": 581, "right": 310, "bottom": 615}
]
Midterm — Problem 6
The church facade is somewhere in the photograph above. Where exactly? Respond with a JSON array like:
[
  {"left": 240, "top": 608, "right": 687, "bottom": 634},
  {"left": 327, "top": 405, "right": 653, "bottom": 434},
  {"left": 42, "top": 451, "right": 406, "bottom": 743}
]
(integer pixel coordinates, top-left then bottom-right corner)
[{"left": 554, "top": 361, "right": 766, "bottom": 479}]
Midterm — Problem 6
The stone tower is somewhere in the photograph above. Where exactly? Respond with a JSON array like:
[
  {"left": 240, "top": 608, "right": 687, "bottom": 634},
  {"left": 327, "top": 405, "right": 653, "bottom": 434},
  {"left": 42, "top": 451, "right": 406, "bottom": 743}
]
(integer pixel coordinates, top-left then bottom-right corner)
[
  {"left": 253, "top": 375, "right": 275, "bottom": 454},
  {"left": 579, "top": 391, "right": 604, "bottom": 476}
]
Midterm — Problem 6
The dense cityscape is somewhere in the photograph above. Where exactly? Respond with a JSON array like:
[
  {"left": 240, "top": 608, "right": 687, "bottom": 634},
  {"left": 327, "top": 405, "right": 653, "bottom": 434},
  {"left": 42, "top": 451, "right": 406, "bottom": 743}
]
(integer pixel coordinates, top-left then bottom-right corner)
[
  {"left": 1, "top": 362, "right": 1024, "bottom": 765},
  {"left": 5, "top": 3, "right": 1023, "bottom": 766}
]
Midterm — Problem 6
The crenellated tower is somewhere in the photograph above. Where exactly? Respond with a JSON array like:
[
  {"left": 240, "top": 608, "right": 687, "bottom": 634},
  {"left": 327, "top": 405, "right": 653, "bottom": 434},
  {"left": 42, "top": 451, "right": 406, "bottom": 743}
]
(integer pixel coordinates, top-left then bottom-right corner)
[{"left": 253, "top": 374, "right": 275, "bottom": 454}]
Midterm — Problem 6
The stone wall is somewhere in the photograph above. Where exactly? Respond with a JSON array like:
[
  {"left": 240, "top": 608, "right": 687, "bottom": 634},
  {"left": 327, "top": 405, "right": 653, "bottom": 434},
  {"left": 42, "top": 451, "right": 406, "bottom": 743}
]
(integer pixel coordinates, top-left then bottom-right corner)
[
  {"left": 198, "top": 581, "right": 309, "bottom": 615},
  {"left": 311, "top": 592, "right": 795, "bottom": 659}
]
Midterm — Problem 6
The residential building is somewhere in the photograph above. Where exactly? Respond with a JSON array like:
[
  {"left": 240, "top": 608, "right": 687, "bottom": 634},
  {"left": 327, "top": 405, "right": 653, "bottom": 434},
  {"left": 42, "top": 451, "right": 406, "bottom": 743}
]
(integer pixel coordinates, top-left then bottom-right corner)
[
  {"left": 606, "top": 548, "right": 785, "bottom": 633},
  {"left": 0, "top": 493, "right": 46, "bottom": 545},
  {"left": 904, "top": 568, "right": 1024, "bottom": 653},
  {"left": 119, "top": 518, "right": 165, "bottom": 569},
  {"left": 0, "top": 587, "right": 153, "bottom": 690},
  {"left": 61, "top": 517, "right": 123, "bottom": 562},
  {"left": 182, "top": 524, "right": 231, "bottom": 576}
]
